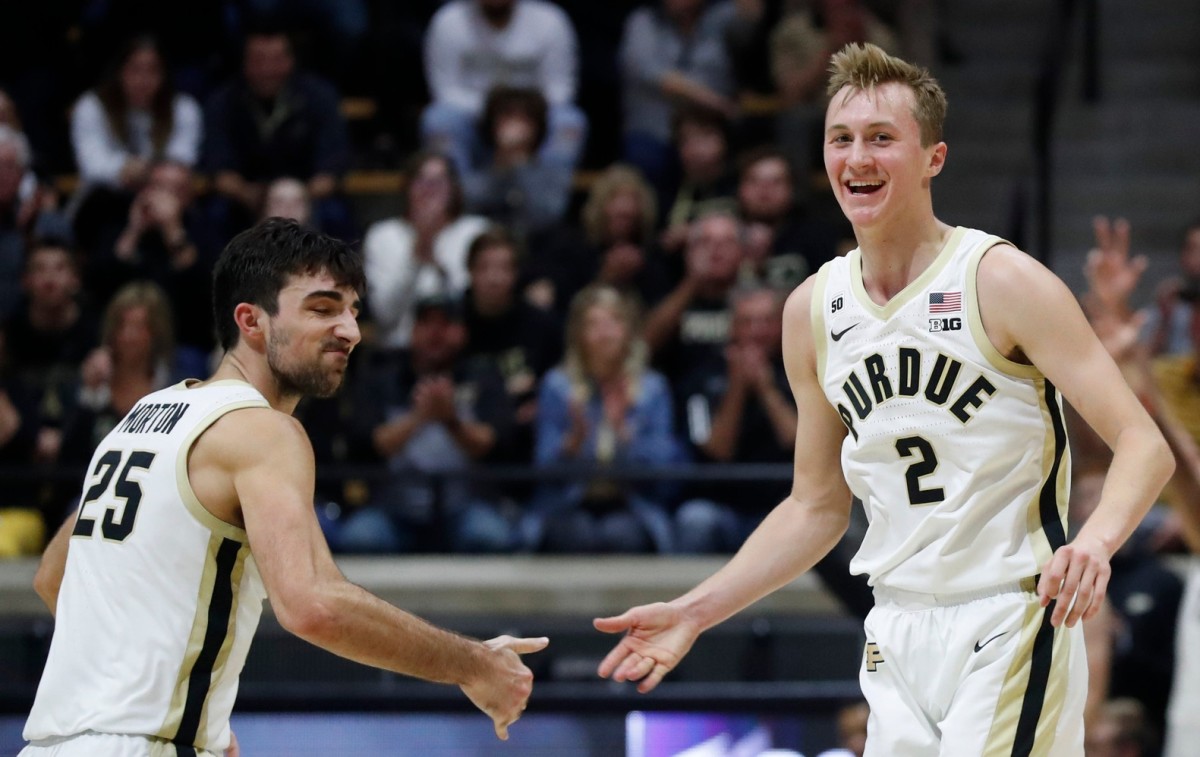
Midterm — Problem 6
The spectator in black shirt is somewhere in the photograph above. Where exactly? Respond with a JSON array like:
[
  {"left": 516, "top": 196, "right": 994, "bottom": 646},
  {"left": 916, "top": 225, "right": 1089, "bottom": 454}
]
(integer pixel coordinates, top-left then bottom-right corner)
[
  {"left": 461, "top": 228, "right": 561, "bottom": 463},
  {"left": 203, "top": 26, "right": 351, "bottom": 240},
  {"left": 339, "top": 294, "right": 517, "bottom": 553},
  {"left": 674, "top": 285, "right": 794, "bottom": 551}
]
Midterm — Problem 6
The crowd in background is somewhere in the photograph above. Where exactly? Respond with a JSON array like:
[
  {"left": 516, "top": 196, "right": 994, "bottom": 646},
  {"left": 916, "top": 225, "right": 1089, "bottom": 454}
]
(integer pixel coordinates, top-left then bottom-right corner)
[{"left": 0, "top": 2, "right": 1195, "bottom": 755}]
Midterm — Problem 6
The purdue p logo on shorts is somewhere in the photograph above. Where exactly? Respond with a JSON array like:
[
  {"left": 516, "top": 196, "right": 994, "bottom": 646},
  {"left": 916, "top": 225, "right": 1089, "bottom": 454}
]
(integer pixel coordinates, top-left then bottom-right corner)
[{"left": 865, "top": 642, "right": 885, "bottom": 672}]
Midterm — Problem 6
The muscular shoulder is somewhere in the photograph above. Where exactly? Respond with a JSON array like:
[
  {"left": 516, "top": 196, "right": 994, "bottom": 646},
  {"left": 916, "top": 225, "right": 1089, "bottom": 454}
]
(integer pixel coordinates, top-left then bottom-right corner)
[
  {"left": 194, "top": 406, "right": 312, "bottom": 472},
  {"left": 976, "top": 242, "right": 1080, "bottom": 361}
]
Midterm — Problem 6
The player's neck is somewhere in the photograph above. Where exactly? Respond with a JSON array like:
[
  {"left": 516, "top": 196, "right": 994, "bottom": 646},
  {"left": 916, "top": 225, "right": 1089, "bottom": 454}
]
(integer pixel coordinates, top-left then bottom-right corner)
[
  {"left": 206, "top": 351, "right": 302, "bottom": 415},
  {"left": 856, "top": 216, "right": 953, "bottom": 302}
]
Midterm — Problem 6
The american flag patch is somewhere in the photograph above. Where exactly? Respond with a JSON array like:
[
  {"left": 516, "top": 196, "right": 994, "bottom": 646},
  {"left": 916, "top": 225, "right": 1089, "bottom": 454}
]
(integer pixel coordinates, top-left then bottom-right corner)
[{"left": 929, "top": 291, "right": 962, "bottom": 312}]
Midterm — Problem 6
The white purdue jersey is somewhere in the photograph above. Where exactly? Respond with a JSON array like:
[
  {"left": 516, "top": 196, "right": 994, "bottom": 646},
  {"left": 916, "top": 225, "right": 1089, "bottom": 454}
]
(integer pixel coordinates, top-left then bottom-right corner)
[
  {"left": 812, "top": 226, "right": 1071, "bottom": 594},
  {"left": 24, "top": 380, "right": 271, "bottom": 754}
]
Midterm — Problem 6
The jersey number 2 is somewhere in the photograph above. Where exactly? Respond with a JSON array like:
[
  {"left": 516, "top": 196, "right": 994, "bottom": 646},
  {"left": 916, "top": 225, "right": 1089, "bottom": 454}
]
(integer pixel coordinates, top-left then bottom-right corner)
[
  {"left": 72, "top": 449, "right": 157, "bottom": 541},
  {"left": 895, "top": 436, "right": 944, "bottom": 505}
]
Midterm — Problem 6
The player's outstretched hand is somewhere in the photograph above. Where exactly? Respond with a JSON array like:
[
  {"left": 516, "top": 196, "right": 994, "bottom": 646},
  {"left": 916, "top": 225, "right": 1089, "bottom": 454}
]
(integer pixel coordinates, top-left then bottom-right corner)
[
  {"left": 1037, "top": 537, "right": 1112, "bottom": 628},
  {"left": 461, "top": 635, "right": 548, "bottom": 740},
  {"left": 594, "top": 602, "right": 700, "bottom": 693}
]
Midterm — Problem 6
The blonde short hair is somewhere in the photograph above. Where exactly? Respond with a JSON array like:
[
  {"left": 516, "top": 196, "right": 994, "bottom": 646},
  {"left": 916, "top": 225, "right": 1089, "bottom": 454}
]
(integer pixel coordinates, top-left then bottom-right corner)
[{"left": 826, "top": 42, "right": 947, "bottom": 147}]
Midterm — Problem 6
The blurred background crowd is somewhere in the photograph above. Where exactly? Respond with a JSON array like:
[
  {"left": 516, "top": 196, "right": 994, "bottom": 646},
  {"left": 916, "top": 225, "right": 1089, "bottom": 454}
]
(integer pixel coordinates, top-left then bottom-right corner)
[{"left": 0, "top": 1, "right": 1197, "bottom": 754}]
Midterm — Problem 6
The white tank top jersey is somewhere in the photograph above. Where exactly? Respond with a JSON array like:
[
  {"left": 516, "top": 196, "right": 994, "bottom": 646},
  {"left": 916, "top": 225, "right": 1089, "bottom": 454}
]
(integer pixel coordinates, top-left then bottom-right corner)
[
  {"left": 811, "top": 226, "right": 1071, "bottom": 595},
  {"left": 24, "top": 380, "right": 272, "bottom": 754}
]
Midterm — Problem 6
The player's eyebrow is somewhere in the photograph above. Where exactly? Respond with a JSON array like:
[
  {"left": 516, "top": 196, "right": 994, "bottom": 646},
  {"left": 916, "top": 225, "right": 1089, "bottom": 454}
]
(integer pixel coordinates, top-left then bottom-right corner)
[
  {"left": 303, "top": 290, "right": 362, "bottom": 312},
  {"left": 826, "top": 120, "right": 896, "bottom": 135}
]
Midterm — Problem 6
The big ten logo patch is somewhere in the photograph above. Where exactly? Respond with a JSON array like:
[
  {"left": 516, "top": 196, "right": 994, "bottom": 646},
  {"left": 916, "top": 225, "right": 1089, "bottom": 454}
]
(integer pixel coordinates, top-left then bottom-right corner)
[
  {"left": 864, "top": 642, "right": 885, "bottom": 672},
  {"left": 929, "top": 317, "right": 962, "bottom": 333}
]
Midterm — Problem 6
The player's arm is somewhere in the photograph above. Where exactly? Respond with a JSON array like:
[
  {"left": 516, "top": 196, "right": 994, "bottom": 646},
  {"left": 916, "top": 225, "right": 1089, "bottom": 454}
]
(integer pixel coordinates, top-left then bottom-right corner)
[
  {"left": 977, "top": 245, "right": 1173, "bottom": 626},
  {"left": 596, "top": 277, "right": 854, "bottom": 691},
  {"left": 671, "top": 279, "right": 854, "bottom": 628},
  {"left": 32, "top": 511, "right": 76, "bottom": 615},
  {"left": 202, "top": 409, "right": 545, "bottom": 738}
]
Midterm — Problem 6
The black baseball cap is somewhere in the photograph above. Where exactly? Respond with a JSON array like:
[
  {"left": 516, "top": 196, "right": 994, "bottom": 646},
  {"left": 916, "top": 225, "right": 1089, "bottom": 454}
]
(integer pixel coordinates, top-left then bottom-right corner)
[{"left": 413, "top": 292, "right": 463, "bottom": 321}]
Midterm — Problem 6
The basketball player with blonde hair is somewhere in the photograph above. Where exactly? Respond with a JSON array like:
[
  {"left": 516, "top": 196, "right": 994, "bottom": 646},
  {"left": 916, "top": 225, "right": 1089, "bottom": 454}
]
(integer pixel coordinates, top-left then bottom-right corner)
[{"left": 596, "top": 43, "right": 1172, "bottom": 755}]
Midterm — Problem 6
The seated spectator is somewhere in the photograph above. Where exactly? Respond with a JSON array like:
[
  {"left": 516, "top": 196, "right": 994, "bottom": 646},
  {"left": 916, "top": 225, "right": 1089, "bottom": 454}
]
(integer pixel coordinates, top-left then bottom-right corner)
[
  {"left": 363, "top": 151, "right": 489, "bottom": 349},
  {"left": 203, "top": 25, "right": 351, "bottom": 240},
  {"left": 60, "top": 282, "right": 179, "bottom": 464},
  {"left": 526, "top": 163, "right": 670, "bottom": 315},
  {"left": 1142, "top": 218, "right": 1200, "bottom": 357},
  {"left": 771, "top": 0, "right": 898, "bottom": 191},
  {"left": 261, "top": 176, "right": 313, "bottom": 227},
  {"left": 70, "top": 35, "right": 204, "bottom": 254},
  {"left": 524, "top": 285, "right": 682, "bottom": 553},
  {"left": 85, "top": 161, "right": 218, "bottom": 375},
  {"left": 0, "top": 348, "right": 46, "bottom": 558},
  {"left": 70, "top": 35, "right": 203, "bottom": 194},
  {"left": 736, "top": 145, "right": 846, "bottom": 291},
  {"left": 674, "top": 286, "right": 794, "bottom": 551},
  {"left": 339, "top": 294, "right": 517, "bottom": 554},
  {"left": 618, "top": 0, "right": 737, "bottom": 191},
  {"left": 1, "top": 238, "right": 99, "bottom": 531},
  {"left": 462, "top": 86, "right": 573, "bottom": 238},
  {"left": 238, "top": 0, "right": 369, "bottom": 84},
  {"left": 658, "top": 105, "right": 738, "bottom": 260},
  {"left": 0, "top": 125, "right": 60, "bottom": 319},
  {"left": 421, "top": 0, "right": 588, "bottom": 177},
  {"left": 462, "top": 227, "right": 562, "bottom": 464},
  {"left": 644, "top": 209, "right": 744, "bottom": 383}
]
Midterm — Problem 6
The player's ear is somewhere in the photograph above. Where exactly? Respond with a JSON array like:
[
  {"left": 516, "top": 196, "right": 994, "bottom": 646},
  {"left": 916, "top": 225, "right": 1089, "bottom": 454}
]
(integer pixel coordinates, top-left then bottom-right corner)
[
  {"left": 927, "top": 142, "right": 947, "bottom": 177},
  {"left": 233, "top": 302, "right": 266, "bottom": 345}
]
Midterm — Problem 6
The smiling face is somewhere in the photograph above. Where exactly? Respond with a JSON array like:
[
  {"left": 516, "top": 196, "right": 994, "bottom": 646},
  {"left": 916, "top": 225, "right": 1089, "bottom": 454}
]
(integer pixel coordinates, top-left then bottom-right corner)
[
  {"left": 264, "top": 271, "right": 361, "bottom": 398},
  {"left": 824, "top": 82, "right": 946, "bottom": 230}
]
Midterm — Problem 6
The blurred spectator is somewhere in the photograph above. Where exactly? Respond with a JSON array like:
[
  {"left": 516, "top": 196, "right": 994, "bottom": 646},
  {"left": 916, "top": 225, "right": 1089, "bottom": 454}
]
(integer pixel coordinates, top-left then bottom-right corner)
[
  {"left": 526, "top": 162, "right": 671, "bottom": 315},
  {"left": 771, "top": 0, "right": 898, "bottom": 198},
  {"left": 203, "top": 25, "right": 351, "bottom": 240},
  {"left": 1141, "top": 218, "right": 1200, "bottom": 357},
  {"left": 462, "top": 86, "right": 573, "bottom": 238},
  {"left": 725, "top": 0, "right": 788, "bottom": 97},
  {"left": 524, "top": 285, "right": 681, "bottom": 553},
  {"left": 237, "top": 0, "right": 368, "bottom": 84},
  {"left": 1, "top": 239, "right": 99, "bottom": 531},
  {"left": 644, "top": 209, "right": 744, "bottom": 383},
  {"left": 0, "top": 125, "right": 60, "bottom": 319},
  {"left": 70, "top": 35, "right": 202, "bottom": 194},
  {"left": 736, "top": 145, "right": 845, "bottom": 291},
  {"left": 261, "top": 176, "right": 313, "bottom": 227},
  {"left": 658, "top": 105, "right": 738, "bottom": 259},
  {"left": 363, "top": 152, "right": 489, "bottom": 349},
  {"left": 462, "top": 227, "right": 562, "bottom": 463},
  {"left": 59, "top": 281, "right": 178, "bottom": 464},
  {"left": 770, "top": 0, "right": 897, "bottom": 107},
  {"left": 618, "top": 0, "right": 737, "bottom": 190},
  {"left": 340, "top": 294, "right": 517, "bottom": 554},
  {"left": 421, "top": 0, "right": 588, "bottom": 177},
  {"left": 76, "top": 0, "right": 237, "bottom": 101},
  {"left": 84, "top": 161, "right": 218, "bottom": 375},
  {"left": 814, "top": 699, "right": 868, "bottom": 757},
  {"left": 674, "top": 286, "right": 794, "bottom": 551},
  {"left": 0, "top": 339, "right": 46, "bottom": 558},
  {"left": 1086, "top": 698, "right": 1156, "bottom": 757}
]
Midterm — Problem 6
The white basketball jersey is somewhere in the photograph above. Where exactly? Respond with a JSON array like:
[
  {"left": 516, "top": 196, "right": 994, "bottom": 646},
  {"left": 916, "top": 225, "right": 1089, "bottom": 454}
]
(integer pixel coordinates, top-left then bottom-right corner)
[
  {"left": 24, "top": 380, "right": 271, "bottom": 754},
  {"left": 812, "top": 227, "right": 1071, "bottom": 594}
]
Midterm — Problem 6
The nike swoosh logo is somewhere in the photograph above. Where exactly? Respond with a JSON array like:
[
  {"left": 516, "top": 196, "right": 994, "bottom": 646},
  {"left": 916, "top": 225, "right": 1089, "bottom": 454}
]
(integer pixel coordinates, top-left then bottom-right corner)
[
  {"left": 974, "top": 632, "right": 1007, "bottom": 653},
  {"left": 831, "top": 323, "right": 860, "bottom": 341}
]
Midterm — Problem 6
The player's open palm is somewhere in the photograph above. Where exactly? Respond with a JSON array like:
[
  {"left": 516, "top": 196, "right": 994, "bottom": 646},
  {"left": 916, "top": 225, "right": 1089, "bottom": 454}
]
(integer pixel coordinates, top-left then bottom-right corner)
[
  {"left": 461, "top": 634, "right": 548, "bottom": 740},
  {"left": 594, "top": 602, "right": 700, "bottom": 693}
]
